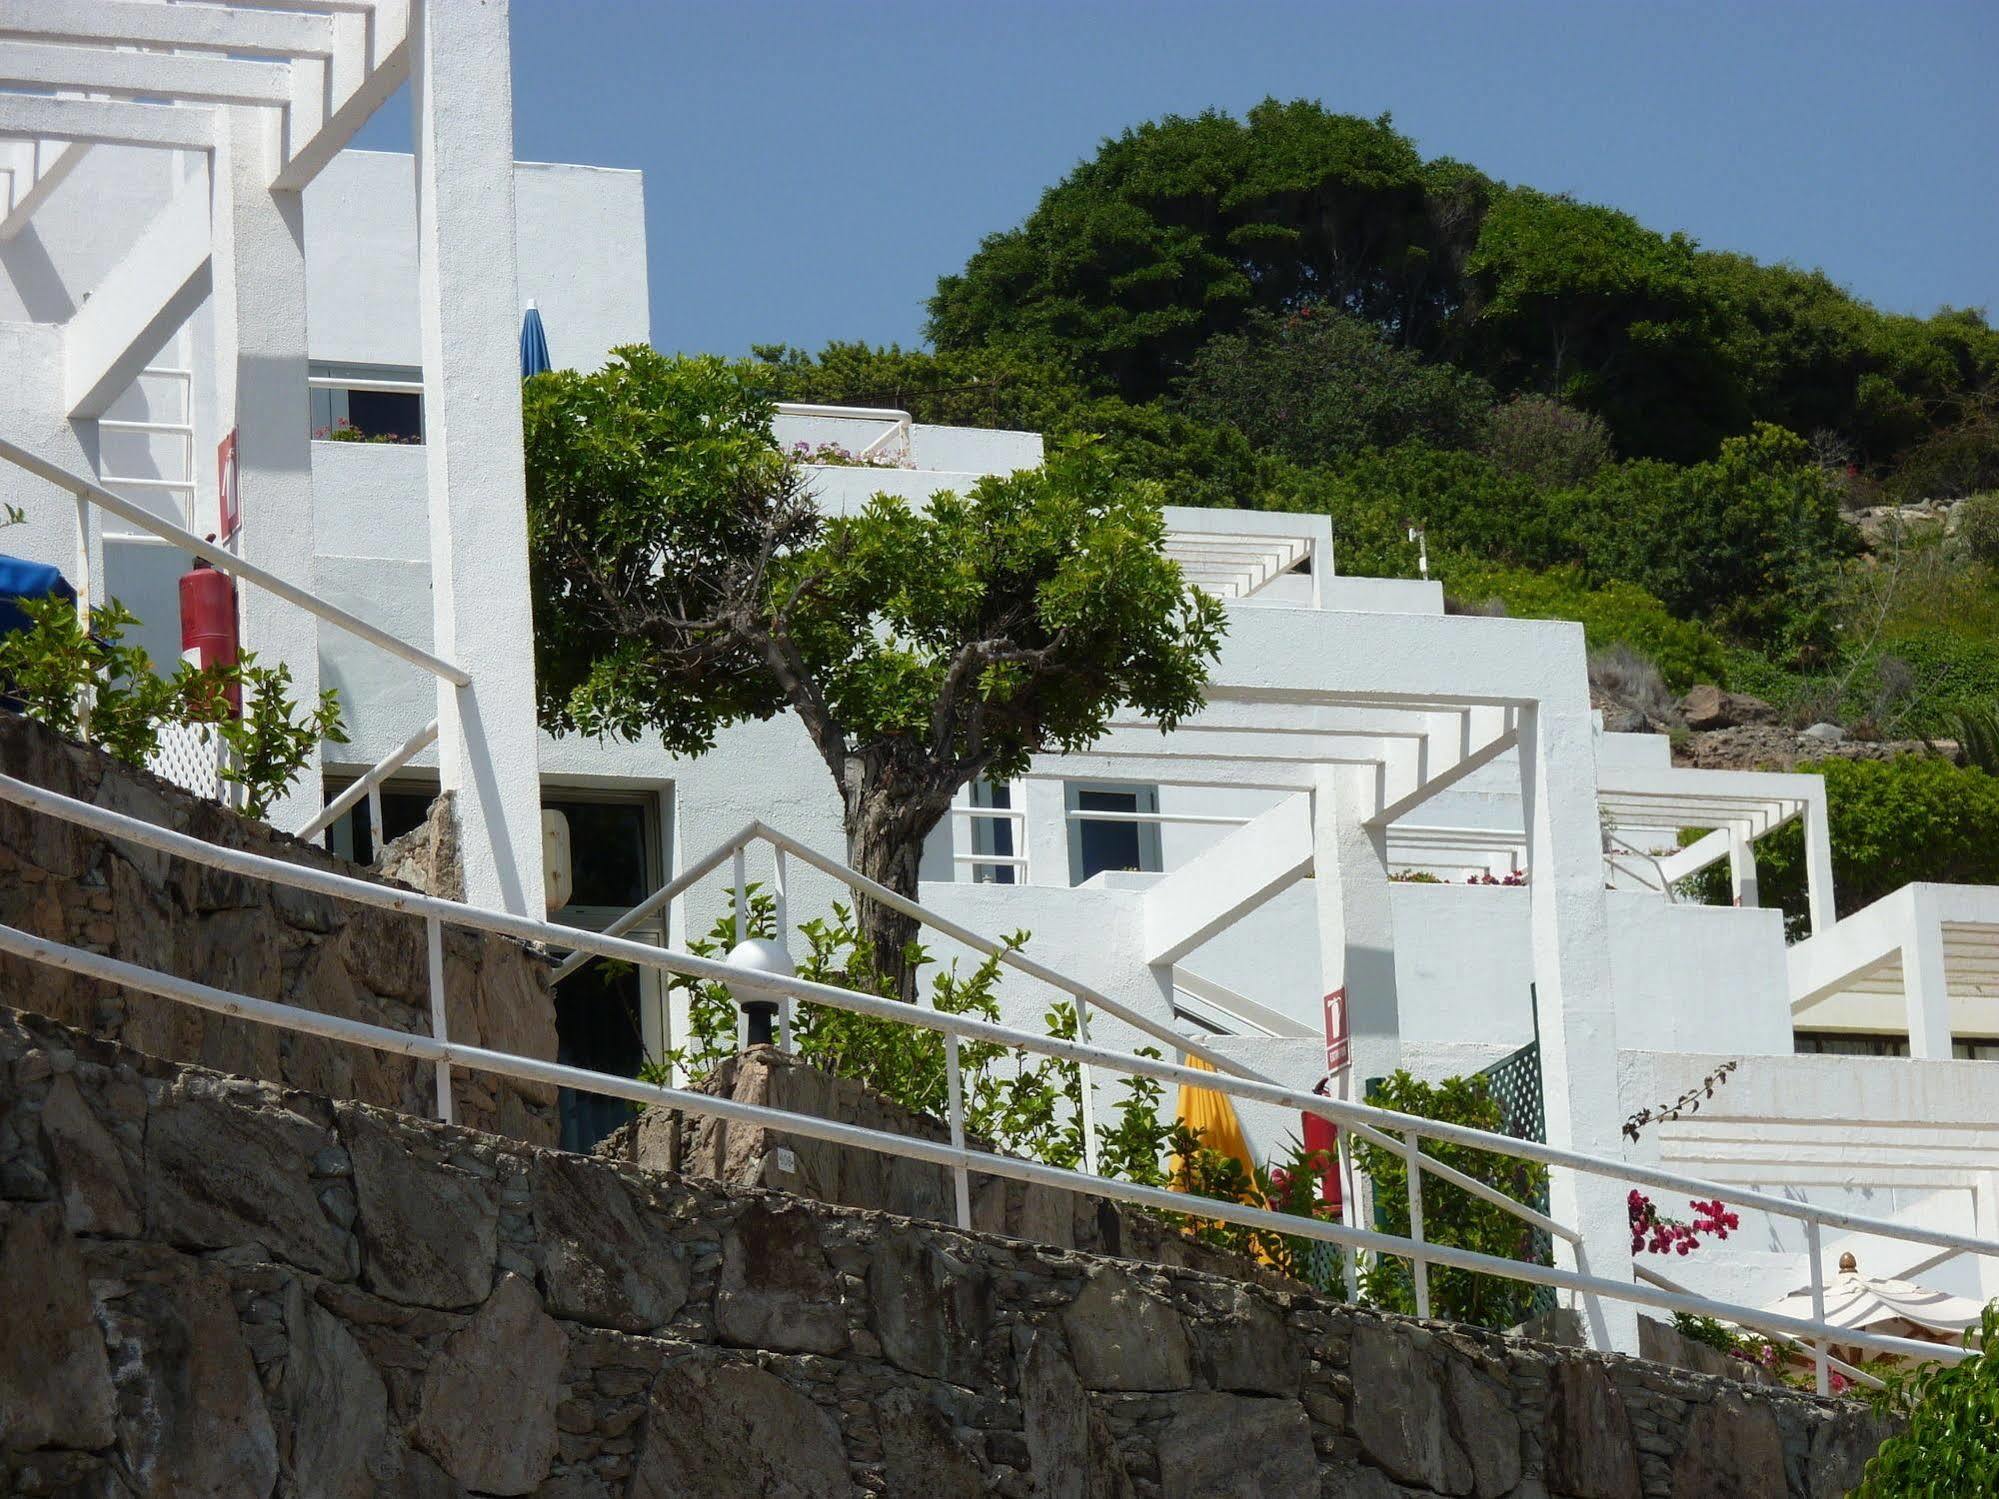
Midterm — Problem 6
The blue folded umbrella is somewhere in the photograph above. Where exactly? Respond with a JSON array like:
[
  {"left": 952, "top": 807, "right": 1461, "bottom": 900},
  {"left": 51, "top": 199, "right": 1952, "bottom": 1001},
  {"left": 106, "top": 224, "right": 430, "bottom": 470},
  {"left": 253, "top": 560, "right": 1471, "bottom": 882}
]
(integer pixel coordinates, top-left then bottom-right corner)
[
  {"left": 0, "top": 553, "right": 75, "bottom": 636},
  {"left": 520, "top": 302, "right": 552, "bottom": 378}
]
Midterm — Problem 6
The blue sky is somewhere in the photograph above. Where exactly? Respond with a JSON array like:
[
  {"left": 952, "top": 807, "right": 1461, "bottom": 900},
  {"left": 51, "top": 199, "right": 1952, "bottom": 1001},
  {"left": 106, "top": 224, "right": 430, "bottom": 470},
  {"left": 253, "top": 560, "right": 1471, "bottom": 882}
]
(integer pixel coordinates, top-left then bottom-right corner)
[{"left": 357, "top": 1, "right": 1998, "bottom": 357}]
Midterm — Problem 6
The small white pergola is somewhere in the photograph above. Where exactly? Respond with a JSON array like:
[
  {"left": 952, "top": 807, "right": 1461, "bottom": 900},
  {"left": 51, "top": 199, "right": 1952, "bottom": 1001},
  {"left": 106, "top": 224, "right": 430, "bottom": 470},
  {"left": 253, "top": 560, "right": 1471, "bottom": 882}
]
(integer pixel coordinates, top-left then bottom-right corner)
[
  {"left": 0, "top": 0, "right": 547, "bottom": 914},
  {"left": 1789, "top": 883, "right": 1999, "bottom": 1058},
  {"left": 1598, "top": 761, "right": 1836, "bottom": 935}
]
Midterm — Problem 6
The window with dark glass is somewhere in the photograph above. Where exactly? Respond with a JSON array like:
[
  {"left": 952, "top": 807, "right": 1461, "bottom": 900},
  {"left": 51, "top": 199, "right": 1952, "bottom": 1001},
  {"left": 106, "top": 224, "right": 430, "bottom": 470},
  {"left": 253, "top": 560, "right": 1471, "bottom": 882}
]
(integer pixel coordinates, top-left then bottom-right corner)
[
  {"left": 309, "top": 362, "right": 424, "bottom": 443},
  {"left": 969, "top": 779, "right": 1017, "bottom": 885},
  {"left": 1066, "top": 782, "right": 1162, "bottom": 884}
]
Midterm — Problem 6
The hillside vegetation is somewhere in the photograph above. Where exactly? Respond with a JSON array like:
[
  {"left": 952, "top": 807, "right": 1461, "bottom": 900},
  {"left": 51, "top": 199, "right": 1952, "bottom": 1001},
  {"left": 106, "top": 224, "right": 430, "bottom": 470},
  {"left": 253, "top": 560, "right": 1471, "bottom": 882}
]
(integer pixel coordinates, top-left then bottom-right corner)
[
  {"left": 754, "top": 102, "right": 1998, "bottom": 742},
  {"left": 751, "top": 101, "right": 1999, "bottom": 908}
]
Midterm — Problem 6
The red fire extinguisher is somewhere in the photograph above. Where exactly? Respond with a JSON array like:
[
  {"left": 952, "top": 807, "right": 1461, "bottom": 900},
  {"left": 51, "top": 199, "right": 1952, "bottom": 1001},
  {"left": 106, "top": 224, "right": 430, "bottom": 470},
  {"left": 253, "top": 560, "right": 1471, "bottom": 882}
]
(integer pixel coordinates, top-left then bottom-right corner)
[
  {"left": 179, "top": 558, "right": 240, "bottom": 715},
  {"left": 1301, "top": 1080, "right": 1343, "bottom": 1213}
]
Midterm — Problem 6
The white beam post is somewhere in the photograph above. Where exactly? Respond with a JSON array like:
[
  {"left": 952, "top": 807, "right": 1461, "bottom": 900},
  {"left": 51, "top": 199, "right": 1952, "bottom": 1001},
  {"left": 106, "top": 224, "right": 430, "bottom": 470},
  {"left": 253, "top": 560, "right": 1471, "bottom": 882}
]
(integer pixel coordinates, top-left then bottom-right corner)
[
  {"left": 1311, "top": 764, "right": 1400, "bottom": 1093},
  {"left": 65, "top": 162, "right": 213, "bottom": 418},
  {"left": 207, "top": 107, "right": 321, "bottom": 834},
  {"left": 1727, "top": 825, "right": 1760, "bottom": 909},
  {"left": 1517, "top": 693, "right": 1641, "bottom": 1354},
  {"left": 407, "top": 0, "right": 544, "bottom": 915},
  {"left": 1802, "top": 790, "right": 1837, "bottom": 936},
  {"left": 1902, "top": 886, "right": 1954, "bottom": 1060}
]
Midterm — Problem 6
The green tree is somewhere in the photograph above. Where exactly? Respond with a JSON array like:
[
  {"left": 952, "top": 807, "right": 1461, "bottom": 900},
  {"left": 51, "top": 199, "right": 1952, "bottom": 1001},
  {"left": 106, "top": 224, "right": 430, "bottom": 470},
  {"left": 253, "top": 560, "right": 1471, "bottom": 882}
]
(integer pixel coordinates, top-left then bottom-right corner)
[
  {"left": 1178, "top": 306, "right": 1493, "bottom": 465},
  {"left": 523, "top": 348, "right": 1225, "bottom": 995},
  {"left": 929, "top": 101, "right": 1481, "bottom": 399}
]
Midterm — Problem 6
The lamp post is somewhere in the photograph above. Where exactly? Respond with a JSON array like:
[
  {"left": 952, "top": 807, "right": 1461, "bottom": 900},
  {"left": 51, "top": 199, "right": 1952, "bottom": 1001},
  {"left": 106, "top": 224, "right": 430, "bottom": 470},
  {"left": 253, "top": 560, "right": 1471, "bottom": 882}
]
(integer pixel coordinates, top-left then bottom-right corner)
[{"left": 725, "top": 935, "right": 794, "bottom": 1047}]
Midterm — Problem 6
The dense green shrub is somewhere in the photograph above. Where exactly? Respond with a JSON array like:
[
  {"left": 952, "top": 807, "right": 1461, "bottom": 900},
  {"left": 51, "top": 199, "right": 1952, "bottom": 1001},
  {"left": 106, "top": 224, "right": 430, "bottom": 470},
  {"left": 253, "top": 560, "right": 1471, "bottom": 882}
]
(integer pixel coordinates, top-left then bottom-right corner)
[
  {"left": 1178, "top": 307, "right": 1493, "bottom": 466},
  {"left": 1958, "top": 492, "right": 1999, "bottom": 565},
  {"left": 1856, "top": 1301, "right": 1999, "bottom": 1495},
  {"left": 1567, "top": 424, "right": 1850, "bottom": 647},
  {"left": 1479, "top": 395, "right": 1614, "bottom": 489},
  {"left": 1352, "top": 1070, "right": 1550, "bottom": 1330},
  {"left": 1439, "top": 561, "right": 1727, "bottom": 690},
  {"left": 0, "top": 594, "right": 345, "bottom": 819},
  {"left": 1300, "top": 443, "right": 1560, "bottom": 576}
]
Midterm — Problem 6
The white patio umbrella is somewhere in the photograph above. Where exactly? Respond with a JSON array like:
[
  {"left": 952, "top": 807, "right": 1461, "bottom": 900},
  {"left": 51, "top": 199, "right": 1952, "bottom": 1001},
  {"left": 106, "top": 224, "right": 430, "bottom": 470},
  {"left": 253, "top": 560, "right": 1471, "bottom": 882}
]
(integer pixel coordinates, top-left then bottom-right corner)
[{"left": 1761, "top": 1252, "right": 1986, "bottom": 1357}]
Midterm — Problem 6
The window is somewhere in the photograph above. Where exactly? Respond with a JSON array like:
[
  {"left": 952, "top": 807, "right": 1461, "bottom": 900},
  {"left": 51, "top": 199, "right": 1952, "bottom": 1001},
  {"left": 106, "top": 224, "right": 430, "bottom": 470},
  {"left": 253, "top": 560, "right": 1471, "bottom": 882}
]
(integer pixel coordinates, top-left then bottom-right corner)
[
  {"left": 1795, "top": 1031, "right": 1999, "bottom": 1061},
  {"left": 1066, "top": 781, "right": 1162, "bottom": 885},
  {"left": 967, "top": 779, "right": 1018, "bottom": 885},
  {"left": 542, "top": 794, "right": 663, "bottom": 1153},
  {"left": 310, "top": 362, "right": 424, "bottom": 443}
]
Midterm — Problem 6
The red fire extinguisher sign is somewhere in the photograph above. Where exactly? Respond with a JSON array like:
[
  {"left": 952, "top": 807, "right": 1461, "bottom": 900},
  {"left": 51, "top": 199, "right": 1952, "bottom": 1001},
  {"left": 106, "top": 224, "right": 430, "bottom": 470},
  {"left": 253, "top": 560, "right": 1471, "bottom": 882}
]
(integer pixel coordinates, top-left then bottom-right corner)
[{"left": 217, "top": 430, "right": 240, "bottom": 542}]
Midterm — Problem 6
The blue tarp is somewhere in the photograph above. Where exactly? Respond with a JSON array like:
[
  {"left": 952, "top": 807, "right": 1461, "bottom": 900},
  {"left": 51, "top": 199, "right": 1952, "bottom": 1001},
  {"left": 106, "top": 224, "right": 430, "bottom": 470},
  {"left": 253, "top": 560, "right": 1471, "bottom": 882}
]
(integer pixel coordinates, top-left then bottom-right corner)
[{"left": 0, "top": 553, "right": 75, "bottom": 635}]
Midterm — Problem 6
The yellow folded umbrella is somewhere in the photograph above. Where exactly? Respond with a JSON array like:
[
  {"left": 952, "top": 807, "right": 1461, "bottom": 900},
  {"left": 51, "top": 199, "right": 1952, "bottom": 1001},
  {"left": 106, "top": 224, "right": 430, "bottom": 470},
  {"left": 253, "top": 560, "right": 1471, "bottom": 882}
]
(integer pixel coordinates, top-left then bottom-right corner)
[{"left": 1167, "top": 1053, "right": 1256, "bottom": 1189}]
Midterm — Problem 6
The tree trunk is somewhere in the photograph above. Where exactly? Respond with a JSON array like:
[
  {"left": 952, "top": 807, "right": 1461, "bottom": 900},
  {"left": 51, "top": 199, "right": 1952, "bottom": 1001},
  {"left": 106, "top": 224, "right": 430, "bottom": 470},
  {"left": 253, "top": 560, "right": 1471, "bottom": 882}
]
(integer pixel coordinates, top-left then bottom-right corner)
[
  {"left": 842, "top": 773, "right": 956, "bottom": 1005},
  {"left": 848, "top": 824, "right": 925, "bottom": 1003}
]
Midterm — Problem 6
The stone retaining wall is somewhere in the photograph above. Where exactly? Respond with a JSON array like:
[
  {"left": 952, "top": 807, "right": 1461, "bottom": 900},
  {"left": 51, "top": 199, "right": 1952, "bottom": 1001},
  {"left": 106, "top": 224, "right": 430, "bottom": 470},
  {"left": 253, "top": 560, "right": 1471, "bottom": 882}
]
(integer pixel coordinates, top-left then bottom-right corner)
[
  {"left": 0, "top": 714, "right": 558, "bottom": 1143},
  {"left": 0, "top": 1007, "right": 1890, "bottom": 1498}
]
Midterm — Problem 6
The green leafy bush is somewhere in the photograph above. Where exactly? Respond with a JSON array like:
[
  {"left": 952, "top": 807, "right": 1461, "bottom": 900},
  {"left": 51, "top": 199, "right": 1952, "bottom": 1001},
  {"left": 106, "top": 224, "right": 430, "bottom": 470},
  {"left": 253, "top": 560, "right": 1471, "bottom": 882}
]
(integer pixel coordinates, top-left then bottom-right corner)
[
  {"left": 1958, "top": 493, "right": 1999, "bottom": 565},
  {"left": 0, "top": 595, "right": 345, "bottom": 820},
  {"left": 649, "top": 889, "right": 1172, "bottom": 1180},
  {"left": 1351, "top": 1070, "right": 1550, "bottom": 1330},
  {"left": 1178, "top": 307, "right": 1493, "bottom": 466},
  {"left": 1855, "top": 1301, "right": 1999, "bottom": 1495},
  {"left": 1567, "top": 424, "right": 1850, "bottom": 648},
  {"left": 1480, "top": 395, "right": 1614, "bottom": 489},
  {"left": 1440, "top": 561, "right": 1728, "bottom": 691}
]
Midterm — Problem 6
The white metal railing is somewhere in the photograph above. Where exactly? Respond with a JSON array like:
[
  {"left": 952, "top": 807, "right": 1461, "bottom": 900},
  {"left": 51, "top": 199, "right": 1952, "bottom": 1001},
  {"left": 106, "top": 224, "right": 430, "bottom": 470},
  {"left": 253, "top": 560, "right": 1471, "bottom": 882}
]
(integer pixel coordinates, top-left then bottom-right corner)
[
  {"left": 2, "top": 436, "right": 467, "bottom": 687},
  {"left": 773, "top": 402, "right": 913, "bottom": 465},
  {"left": 1, "top": 434, "right": 466, "bottom": 840},
  {"left": 13, "top": 769, "right": 1977, "bottom": 1380},
  {"left": 19, "top": 775, "right": 1967, "bottom": 1383},
  {"left": 1604, "top": 831, "right": 1680, "bottom": 901},
  {"left": 308, "top": 375, "right": 426, "bottom": 397},
  {"left": 301, "top": 719, "right": 440, "bottom": 845}
]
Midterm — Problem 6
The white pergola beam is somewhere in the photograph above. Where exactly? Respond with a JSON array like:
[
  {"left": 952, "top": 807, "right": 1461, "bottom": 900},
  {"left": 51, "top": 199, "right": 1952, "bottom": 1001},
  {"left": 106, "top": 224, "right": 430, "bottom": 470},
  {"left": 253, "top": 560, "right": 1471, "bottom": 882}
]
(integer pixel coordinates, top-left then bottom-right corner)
[
  {"left": 0, "top": 92, "right": 215, "bottom": 150},
  {"left": 0, "top": 0, "right": 336, "bottom": 57},
  {"left": 271, "top": 2, "right": 408, "bottom": 190},
  {"left": 0, "top": 136, "right": 84, "bottom": 239},
  {"left": 65, "top": 161, "right": 212, "bottom": 417},
  {"left": 1143, "top": 793, "right": 1314, "bottom": 967},
  {"left": 0, "top": 39, "right": 293, "bottom": 105}
]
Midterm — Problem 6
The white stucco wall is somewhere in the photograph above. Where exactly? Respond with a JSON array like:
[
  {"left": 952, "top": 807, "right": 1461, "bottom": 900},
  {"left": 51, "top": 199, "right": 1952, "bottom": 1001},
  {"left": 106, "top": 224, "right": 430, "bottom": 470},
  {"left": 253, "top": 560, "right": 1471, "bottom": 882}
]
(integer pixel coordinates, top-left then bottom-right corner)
[
  {"left": 1619, "top": 1048, "right": 1999, "bottom": 1308},
  {"left": 302, "top": 151, "right": 649, "bottom": 371},
  {"left": 0, "top": 146, "right": 185, "bottom": 326}
]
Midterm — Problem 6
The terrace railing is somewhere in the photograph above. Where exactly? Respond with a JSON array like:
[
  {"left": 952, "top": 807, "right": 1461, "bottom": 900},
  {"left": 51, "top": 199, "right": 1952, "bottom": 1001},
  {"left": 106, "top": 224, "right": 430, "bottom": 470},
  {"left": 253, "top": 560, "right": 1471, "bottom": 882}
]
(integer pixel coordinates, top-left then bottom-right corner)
[
  {"left": 3, "top": 763, "right": 1992, "bottom": 1395},
  {"left": 0, "top": 436, "right": 461, "bottom": 840}
]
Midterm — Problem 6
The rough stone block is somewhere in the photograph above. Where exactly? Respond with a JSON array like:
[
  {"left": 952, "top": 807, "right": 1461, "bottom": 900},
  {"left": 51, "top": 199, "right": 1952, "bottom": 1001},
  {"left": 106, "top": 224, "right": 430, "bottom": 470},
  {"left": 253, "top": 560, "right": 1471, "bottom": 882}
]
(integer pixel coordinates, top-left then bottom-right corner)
[
  {"left": 414, "top": 1273, "right": 566, "bottom": 1495},
  {"left": 532, "top": 1152, "right": 689, "bottom": 1333},
  {"left": 714, "top": 1200, "right": 848, "bottom": 1355},
  {"left": 342, "top": 1102, "right": 498, "bottom": 1310},
  {"left": 0, "top": 1202, "right": 116, "bottom": 1452},
  {"left": 1060, "top": 1264, "right": 1193, "bottom": 1392},
  {"left": 1156, "top": 1391, "right": 1319, "bottom": 1499},
  {"left": 627, "top": 1350, "right": 850, "bottom": 1498}
]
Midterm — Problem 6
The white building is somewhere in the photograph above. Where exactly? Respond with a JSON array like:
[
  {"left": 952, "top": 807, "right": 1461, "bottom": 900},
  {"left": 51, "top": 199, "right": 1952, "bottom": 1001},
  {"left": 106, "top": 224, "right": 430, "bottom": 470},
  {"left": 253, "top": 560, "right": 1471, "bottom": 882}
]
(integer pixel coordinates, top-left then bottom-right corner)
[{"left": 3, "top": 2, "right": 1994, "bottom": 1353}]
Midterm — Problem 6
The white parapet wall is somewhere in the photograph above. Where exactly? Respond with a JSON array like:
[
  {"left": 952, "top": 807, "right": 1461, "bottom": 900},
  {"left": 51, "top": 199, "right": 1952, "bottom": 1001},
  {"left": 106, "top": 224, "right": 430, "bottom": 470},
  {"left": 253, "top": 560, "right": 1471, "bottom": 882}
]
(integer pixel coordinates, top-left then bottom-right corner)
[{"left": 1619, "top": 1047, "right": 1999, "bottom": 1310}]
